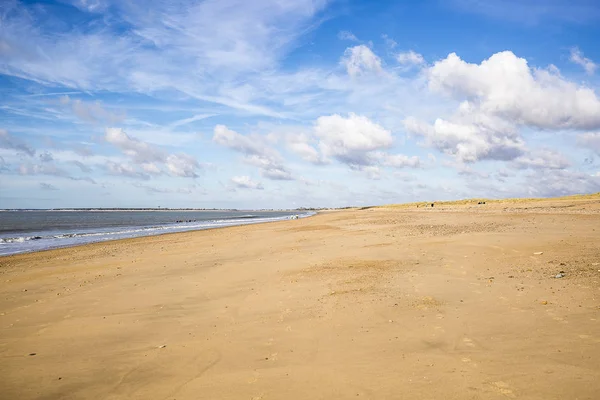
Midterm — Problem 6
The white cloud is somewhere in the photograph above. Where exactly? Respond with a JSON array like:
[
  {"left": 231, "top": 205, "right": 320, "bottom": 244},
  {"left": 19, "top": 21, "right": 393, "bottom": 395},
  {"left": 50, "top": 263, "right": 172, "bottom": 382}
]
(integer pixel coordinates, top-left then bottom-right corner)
[
  {"left": 315, "top": 113, "right": 393, "bottom": 166},
  {"left": 427, "top": 51, "right": 600, "bottom": 130},
  {"left": 243, "top": 155, "right": 293, "bottom": 180},
  {"left": 397, "top": 50, "right": 425, "bottom": 66},
  {"left": 341, "top": 45, "right": 383, "bottom": 77},
  {"left": 570, "top": 47, "right": 597, "bottom": 75},
  {"left": 284, "top": 133, "right": 328, "bottom": 165},
  {"left": 405, "top": 50, "right": 600, "bottom": 169},
  {"left": 213, "top": 125, "right": 293, "bottom": 180},
  {"left": 338, "top": 30, "right": 359, "bottom": 41},
  {"left": 105, "top": 128, "right": 164, "bottom": 163},
  {"left": 213, "top": 125, "right": 268, "bottom": 156},
  {"left": 405, "top": 111, "right": 525, "bottom": 163},
  {"left": 105, "top": 128, "right": 200, "bottom": 178},
  {"left": 231, "top": 175, "right": 264, "bottom": 190},
  {"left": 165, "top": 154, "right": 201, "bottom": 178}
]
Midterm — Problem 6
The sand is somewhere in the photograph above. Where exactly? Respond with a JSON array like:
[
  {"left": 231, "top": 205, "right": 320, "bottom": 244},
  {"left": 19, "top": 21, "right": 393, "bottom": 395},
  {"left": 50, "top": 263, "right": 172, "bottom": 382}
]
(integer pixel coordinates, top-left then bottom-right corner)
[{"left": 1, "top": 197, "right": 599, "bottom": 399}]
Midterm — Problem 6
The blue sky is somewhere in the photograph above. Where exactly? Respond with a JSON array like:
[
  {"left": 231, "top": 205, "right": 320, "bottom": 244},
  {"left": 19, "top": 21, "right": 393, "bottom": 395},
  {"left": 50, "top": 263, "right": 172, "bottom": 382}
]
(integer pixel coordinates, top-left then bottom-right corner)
[{"left": 1, "top": 0, "right": 600, "bottom": 209}]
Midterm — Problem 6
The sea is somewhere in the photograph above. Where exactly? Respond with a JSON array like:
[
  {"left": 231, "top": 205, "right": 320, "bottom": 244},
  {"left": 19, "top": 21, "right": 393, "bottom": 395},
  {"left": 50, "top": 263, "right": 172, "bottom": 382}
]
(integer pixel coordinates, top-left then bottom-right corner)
[{"left": 0, "top": 210, "right": 313, "bottom": 256}]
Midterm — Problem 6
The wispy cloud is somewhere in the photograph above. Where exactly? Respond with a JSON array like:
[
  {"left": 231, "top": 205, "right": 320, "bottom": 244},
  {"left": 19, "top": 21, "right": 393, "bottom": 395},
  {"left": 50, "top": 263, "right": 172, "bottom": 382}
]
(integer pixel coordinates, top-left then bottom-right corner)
[
  {"left": 0, "top": 0, "right": 330, "bottom": 118},
  {"left": 570, "top": 47, "right": 597, "bottom": 75}
]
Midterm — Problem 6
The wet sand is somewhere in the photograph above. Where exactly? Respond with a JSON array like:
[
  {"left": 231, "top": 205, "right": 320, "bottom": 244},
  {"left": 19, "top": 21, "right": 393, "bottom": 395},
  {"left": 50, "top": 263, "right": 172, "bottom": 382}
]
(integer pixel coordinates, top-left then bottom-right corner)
[{"left": 1, "top": 197, "right": 599, "bottom": 399}]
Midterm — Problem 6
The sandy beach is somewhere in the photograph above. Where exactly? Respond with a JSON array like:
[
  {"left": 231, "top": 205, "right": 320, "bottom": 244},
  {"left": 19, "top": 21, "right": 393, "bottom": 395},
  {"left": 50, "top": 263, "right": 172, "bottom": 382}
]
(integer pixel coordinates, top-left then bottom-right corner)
[{"left": 1, "top": 197, "right": 599, "bottom": 400}]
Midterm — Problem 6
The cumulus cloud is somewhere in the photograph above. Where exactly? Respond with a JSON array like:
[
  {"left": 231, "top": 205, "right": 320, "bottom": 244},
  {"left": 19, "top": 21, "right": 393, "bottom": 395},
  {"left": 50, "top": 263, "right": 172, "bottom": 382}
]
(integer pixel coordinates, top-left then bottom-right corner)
[
  {"left": 230, "top": 175, "right": 264, "bottom": 190},
  {"left": 405, "top": 50, "right": 600, "bottom": 166},
  {"left": 570, "top": 47, "right": 597, "bottom": 75},
  {"left": 315, "top": 113, "right": 393, "bottom": 166},
  {"left": 284, "top": 133, "right": 328, "bottom": 165},
  {"left": 105, "top": 128, "right": 200, "bottom": 178},
  {"left": 404, "top": 112, "right": 525, "bottom": 163},
  {"left": 308, "top": 113, "right": 421, "bottom": 177},
  {"left": 213, "top": 125, "right": 293, "bottom": 180},
  {"left": 341, "top": 45, "right": 383, "bottom": 77},
  {"left": 427, "top": 51, "right": 600, "bottom": 130},
  {"left": 397, "top": 50, "right": 425, "bottom": 66},
  {"left": 0, "top": 129, "right": 35, "bottom": 157}
]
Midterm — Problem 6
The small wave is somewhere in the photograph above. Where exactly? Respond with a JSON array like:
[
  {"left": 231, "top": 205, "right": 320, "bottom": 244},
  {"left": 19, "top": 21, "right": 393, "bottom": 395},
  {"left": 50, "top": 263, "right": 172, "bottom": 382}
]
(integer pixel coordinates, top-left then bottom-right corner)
[
  {"left": 0, "top": 212, "right": 314, "bottom": 255},
  {"left": 0, "top": 236, "right": 38, "bottom": 244}
]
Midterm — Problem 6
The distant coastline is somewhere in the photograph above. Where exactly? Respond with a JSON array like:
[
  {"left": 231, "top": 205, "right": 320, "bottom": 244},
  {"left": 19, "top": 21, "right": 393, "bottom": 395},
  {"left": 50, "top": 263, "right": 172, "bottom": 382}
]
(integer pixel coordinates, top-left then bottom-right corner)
[{"left": 0, "top": 207, "right": 327, "bottom": 212}]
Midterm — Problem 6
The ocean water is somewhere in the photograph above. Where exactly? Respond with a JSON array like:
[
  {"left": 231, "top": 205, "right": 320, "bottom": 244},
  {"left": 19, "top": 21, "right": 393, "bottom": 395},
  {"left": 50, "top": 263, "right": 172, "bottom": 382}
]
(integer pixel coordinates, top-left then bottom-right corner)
[{"left": 0, "top": 210, "right": 313, "bottom": 256}]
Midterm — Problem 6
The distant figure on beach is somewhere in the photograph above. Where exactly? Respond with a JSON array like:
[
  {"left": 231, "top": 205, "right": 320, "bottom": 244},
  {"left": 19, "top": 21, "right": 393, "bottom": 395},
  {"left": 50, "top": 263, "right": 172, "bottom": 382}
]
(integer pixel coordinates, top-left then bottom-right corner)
[{"left": 431, "top": 203, "right": 434, "bottom": 208}]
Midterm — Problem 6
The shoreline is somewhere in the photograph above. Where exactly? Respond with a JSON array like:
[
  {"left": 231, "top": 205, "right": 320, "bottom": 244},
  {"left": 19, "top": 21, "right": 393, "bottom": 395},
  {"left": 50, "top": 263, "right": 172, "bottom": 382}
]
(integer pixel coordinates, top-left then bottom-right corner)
[
  {"left": 1, "top": 200, "right": 598, "bottom": 399},
  {"left": 0, "top": 211, "right": 317, "bottom": 258}
]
